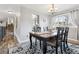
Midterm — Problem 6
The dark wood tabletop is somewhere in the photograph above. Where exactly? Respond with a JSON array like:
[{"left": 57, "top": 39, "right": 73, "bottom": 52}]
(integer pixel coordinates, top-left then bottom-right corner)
[{"left": 30, "top": 31, "right": 57, "bottom": 39}]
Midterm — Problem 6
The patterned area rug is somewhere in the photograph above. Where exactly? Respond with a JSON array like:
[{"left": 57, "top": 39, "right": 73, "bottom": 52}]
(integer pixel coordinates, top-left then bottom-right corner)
[{"left": 9, "top": 42, "right": 79, "bottom": 54}]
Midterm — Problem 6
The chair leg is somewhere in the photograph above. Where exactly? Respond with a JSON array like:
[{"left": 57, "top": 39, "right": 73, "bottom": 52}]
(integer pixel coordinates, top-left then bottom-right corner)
[
  {"left": 63, "top": 42, "right": 66, "bottom": 52},
  {"left": 51, "top": 46, "right": 54, "bottom": 49},
  {"left": 66, "top": 40, "right": 68, "bottom": 48},
  {"left": 35, "top": 39, "right": 37, "bottom": 46},
  {"left": 60, "top": 42, "right": 63, "bottom": 54}
]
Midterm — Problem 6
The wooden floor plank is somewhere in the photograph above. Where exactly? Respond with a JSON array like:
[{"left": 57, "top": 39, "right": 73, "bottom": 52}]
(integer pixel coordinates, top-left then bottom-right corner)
[{"left": 68, "top": 39, "right": 79, "bottom": 45}]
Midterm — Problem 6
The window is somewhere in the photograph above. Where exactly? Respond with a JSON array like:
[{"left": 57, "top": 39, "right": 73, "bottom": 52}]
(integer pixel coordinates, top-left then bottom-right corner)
[{"left": 53, "top": 15, "right": 68, "bottom": 27}]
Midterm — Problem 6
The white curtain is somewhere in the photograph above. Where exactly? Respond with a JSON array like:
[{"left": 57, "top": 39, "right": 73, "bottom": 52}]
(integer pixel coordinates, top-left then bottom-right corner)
[
  {"left": 70, "top": 10, "right": 79, "bottom": 26},
  {"left": 70, "top": 9, "right": 79, "bottom": 40}
]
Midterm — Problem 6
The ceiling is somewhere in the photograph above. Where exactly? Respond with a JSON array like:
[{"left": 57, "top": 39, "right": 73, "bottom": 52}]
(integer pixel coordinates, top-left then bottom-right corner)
[
  {"left": 23, "top": 4, "right": 79, "bottom": 15},
  {"left": 0, "top": 4, "right": 79, "bottom": 21},
  {"left": 0, "top": 4, "right": 20, "bottom": 21},
  {"left": 0, "top": 4, "right": 78, "bottom": 15}
]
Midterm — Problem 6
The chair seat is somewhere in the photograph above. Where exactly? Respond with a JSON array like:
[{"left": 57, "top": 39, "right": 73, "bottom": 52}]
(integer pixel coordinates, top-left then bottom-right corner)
[
  {"left": 47, "top": 39, "right": 61, "bottom": 47},
  {"left": 47, "top": 41, "right": 56, "bottom": 47}
]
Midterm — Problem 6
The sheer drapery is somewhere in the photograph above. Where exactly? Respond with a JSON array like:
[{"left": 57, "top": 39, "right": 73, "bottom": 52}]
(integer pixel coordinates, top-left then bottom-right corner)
[
  {"left": 70, "top": 10, "right": 79, "bottom": 26},
  {"left": 52, "top": 13, "right": 76, "bottom": 28},
  {"left": 70, "top": 9, "right": 79, "bottom": 40}
]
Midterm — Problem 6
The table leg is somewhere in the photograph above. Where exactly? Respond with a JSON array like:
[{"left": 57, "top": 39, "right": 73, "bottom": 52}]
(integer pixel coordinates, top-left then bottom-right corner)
[
  {"left": 56, "top": 39, "right": 58, "bottom": 54},
  {"left": 56, "top": 45, "right": 58, "bottom": 54},
  {"left": 43, "top": 40, "right": 47, "bottom": 54},
  {"left": 30, "top": 34, "right": 32, "bottom": 49},
  {"left": 40, "top": 40, "right": 41, "bottom": 49}
]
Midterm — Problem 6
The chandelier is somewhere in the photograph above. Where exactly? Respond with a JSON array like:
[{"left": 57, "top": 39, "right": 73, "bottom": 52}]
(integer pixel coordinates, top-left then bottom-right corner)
[{"left": 48, "top": 4, "right": 57, "bottom": 13}]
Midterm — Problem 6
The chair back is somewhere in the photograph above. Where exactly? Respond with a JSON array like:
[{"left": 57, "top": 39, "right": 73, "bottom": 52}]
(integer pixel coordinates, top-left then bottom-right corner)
[
  {"left": 64, "top": 27, "right": 69, "bottom": 40},
  {"left": 56, "top": 27, "right": 64, "bottom": 45},
  {"left": 37, "top": 27, "right": 41, "bottom": 32},
  {"left": 33, "top": 26, "right": 41, "bottom": 32}
]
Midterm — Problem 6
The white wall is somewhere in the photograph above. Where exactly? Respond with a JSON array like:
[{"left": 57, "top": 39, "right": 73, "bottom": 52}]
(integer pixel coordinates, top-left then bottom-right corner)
[
  {"left": 16, "top": 6, "right": 50, "bottom": 44},
  {"left": 16, "top": 7, "right": 32, "bottom": 44}
]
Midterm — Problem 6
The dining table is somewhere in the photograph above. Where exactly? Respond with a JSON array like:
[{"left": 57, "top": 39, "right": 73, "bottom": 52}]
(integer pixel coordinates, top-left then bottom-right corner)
[{"left": 29, "top": 31, "right": 57, "bottom": 54}]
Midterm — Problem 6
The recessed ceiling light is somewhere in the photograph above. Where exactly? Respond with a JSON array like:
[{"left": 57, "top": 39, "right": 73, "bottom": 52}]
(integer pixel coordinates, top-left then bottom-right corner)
[{"left": 8, "top": 11, "right": 13, "bottom": 14}]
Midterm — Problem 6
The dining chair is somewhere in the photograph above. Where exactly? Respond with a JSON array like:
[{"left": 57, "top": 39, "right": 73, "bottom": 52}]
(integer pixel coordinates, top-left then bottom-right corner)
[
  {"left": 47, "top": 27, "right": 64, "bottom": 54},
  {"left": 34, "top": 27, "right": 41, "bottom": 48},
  {"left": 63, "top": 27, "right": 69, "bottom": 52}
]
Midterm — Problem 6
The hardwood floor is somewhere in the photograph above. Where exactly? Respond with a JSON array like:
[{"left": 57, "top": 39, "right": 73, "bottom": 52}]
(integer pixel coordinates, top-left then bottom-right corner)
[
  {"left": 68, "top": 39, "right": 79, "bottom": 45},
  {"left": 0, "top": 34, "right": 18, "bottom": 54}
]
